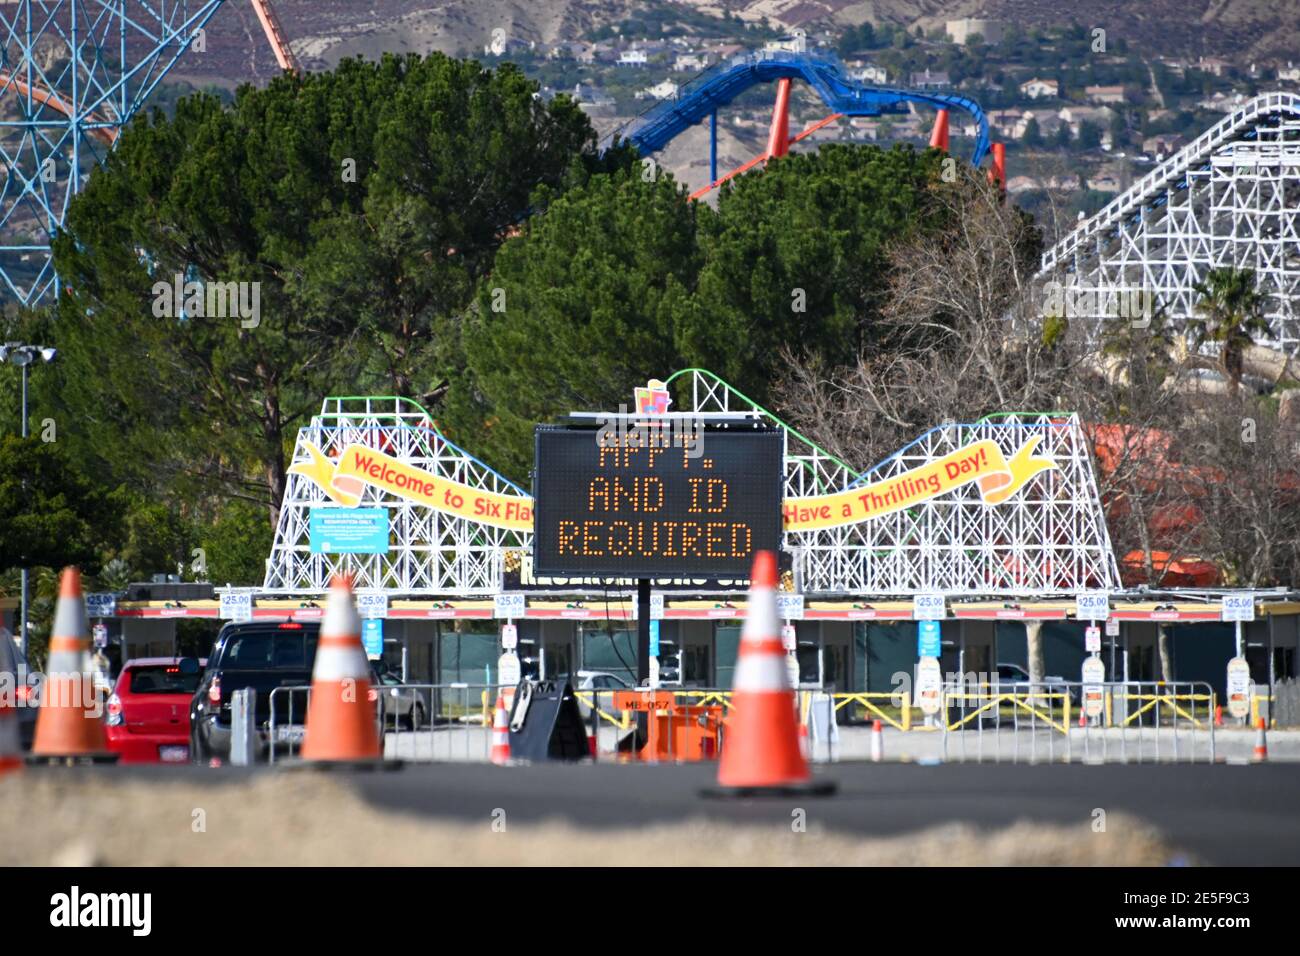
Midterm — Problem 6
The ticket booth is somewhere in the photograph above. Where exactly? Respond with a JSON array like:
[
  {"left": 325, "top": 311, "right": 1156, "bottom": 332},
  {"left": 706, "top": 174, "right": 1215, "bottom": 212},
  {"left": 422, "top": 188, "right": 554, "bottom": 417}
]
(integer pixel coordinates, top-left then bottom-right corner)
[
  {"left": 678, "top": 621, "right": 713, "bottom": 687},
  {"left": 959, "top": 620, "right": 996, "bottom": 684},
  {"left": 819, "top": 621, "right": 854, "bottom": 692},
  {"left": 539, "top": 620, "right": 577, "bottom": 679}
]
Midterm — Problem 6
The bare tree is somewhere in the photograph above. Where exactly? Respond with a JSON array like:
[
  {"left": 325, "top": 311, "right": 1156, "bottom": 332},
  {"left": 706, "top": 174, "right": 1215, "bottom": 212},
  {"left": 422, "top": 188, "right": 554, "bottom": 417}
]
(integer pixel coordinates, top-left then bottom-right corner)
[{"left": 773, "top": 171, "right": 1300, "bottom": 592}]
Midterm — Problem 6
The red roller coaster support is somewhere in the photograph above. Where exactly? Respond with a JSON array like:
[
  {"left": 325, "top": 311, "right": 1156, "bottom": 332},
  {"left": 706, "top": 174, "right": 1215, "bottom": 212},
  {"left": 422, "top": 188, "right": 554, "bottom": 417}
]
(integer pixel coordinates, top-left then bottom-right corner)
[
  {"left": 765, "top": 77, "right": 792, "bottom": 159},
  {"left": 687, "top": 109, "right": 842, "bottom": 202},
  {"left": 988, "top": 141, "right": 1006, "bottom": 193},
  {"left": 250, "top": 0, "right": 300, "bottom": 74},
  {"left": 0, "top": 69, "right": 117, "bottom": 146},
  {"left": 929, "top": 108, "right": 950, "bottom": 152}
]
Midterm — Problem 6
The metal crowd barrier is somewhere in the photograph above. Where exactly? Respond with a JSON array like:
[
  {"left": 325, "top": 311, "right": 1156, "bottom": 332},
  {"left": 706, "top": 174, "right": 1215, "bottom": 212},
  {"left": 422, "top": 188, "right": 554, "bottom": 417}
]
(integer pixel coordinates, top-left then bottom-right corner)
[
  {"left": 939, "top": 680, "right": 1217, "bottom": 763},
  {"left": 262, "top": 679, "right": 1221, "bottom": 765},
  {"left": 268, "top": 682, "right": 503, "bottom": 764}
]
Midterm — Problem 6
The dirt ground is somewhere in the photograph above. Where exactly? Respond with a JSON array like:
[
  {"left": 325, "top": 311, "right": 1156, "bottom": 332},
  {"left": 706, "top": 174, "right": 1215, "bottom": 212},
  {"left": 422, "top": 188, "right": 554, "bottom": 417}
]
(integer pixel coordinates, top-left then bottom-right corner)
[{"left": 1, "top": 771, "right": 1185, "bottom": 866}]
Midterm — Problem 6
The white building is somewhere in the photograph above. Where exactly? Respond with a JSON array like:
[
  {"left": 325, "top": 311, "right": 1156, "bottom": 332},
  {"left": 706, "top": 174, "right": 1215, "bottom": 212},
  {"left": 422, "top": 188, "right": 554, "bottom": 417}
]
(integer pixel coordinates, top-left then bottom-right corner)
[
  {"left": 636, "top": 80, "right": 679, "bottom": 101},
  {"left": 618, "top": 49, "right": 648, "bottom": 67},
  {"left": 945, "top": 18, "right": 1005, "bottom": 45},
  {"left": 1019, "top": 78, "right": 1059, "bottom": 99},
  {"left": 850, "top": 64, "right": 888, "bottom": 85},
  {"left": 763, "top": 30, "right": 808, "bottom": 55},
  {"left": 910, "top": 69, "right": 950, "bottom": 90},
  {"left": 1084, "top": 84, "right": 1126, "bottom": 105},
  {"left": 1058, "top": 105, "right": 1116, "bottom": 132}
]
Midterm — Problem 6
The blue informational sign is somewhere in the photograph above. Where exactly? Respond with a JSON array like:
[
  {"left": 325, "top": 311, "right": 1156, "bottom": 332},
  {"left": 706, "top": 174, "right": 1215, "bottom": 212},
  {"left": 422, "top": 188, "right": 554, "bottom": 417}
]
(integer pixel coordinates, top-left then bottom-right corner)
[
  {"left": 309, "top": 507, "right": 390, "bottom": 554},
  {"left": 362, "top": 618, "right": 384, "bottom": 659},
  {"left": 649, "top": 620, "right": 660, "bottom": 657},
  {"left": 917, "top": 620, "right": 942, "bottom": 658}
]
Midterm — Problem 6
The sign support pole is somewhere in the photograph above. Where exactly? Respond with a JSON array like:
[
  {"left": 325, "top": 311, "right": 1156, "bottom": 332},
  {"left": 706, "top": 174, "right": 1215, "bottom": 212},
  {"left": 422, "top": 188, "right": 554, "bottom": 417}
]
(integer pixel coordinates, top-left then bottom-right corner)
[
  {"left": 636, "top": 578, "right": 651, "bottom": 748},
  {"left": 636, "top": 578, "right": 651, "bottom": 686}
]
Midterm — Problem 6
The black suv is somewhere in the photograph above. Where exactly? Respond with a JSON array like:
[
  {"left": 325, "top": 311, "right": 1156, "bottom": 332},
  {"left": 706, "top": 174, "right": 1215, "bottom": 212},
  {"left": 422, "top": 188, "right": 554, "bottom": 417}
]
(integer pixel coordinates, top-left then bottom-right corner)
[{"left": 190, "top": 620, "right": 380, "bottom": 762}]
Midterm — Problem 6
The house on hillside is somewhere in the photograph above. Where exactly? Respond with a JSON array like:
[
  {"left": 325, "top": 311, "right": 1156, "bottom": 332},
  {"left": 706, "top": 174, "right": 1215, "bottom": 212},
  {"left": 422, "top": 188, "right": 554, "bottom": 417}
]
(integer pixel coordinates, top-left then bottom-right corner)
[
  {"left": 709, "top": 43, "right": 747, "bottom": 60},
  {"left": 675, "top": 53, "right": 708, "bottom": 73},
  {"left": 945, "top": 18, "right": 1005, "bottom": 45},
  {"left": 549, "top": 41, "right": 595, "bottom": 64},
  {"left": 1196, "top": 56, "right": 1231, "bottom": 77},
  {"left": 763, "top": 30, "right": 809, "bottom": 55},
  {"left": 910, "top": 69, "right": 950, "bottom": 90},
  {"left": 988, "top": 109, "right": 1029, "bottom": 138},
  {"left": 850, "top": 63, "right": 888, "bottom": 85},
  {"left": 1279, "top": 61, "right": 1300, "bottom": 83},
  {"left": 1019, "top": 78, "right": 1059, "bottom": 99},
  {"left": 618, "top": 48, "right": 649, "bottom": 67},
  {"left": 1087, "top": 171, "right": 1123, "bottom": 193},
  {"left": 571, "top": 83, "right": 616, "bottom": 117},
  {"left": 636, "top": 80, "right": 679, "bottom": 101},
  {"left": 591, "top": 41, "right": 619, "bottom": 64},
  {"left": 1198, "top": 91, "right": 1245, "bottom": 112},
  {"left": 1005, "top": 175, "right": 1041, "bottom": 194},
  {"left": 1058, "top": 104, "right": 1115, "bottom": 134},
  {"left": 1142, "top": 133, "right": 1184, "bottom": 158},
  {"left": 1084, "top": 84, "right": 1126, "bottom": 105}
]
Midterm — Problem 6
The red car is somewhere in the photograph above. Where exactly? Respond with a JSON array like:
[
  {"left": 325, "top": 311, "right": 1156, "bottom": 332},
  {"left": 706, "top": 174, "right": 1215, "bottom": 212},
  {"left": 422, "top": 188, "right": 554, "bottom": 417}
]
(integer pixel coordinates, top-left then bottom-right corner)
[{"left": 106, "top": 657, "right": 206, "bottom": 764}]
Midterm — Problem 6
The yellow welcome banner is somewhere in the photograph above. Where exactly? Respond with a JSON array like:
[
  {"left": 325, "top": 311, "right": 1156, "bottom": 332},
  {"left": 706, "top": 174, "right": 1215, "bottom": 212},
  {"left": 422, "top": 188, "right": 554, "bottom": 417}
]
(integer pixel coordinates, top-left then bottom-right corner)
[
  {"left": 783, "top": 437, "right": 1056, "bottom": 532},
  {"left": 289, "top": 436, "right": 1053, "bottom": 536},
  {"left": 288, "top": 442, "right": 534, "bottom": 531}
]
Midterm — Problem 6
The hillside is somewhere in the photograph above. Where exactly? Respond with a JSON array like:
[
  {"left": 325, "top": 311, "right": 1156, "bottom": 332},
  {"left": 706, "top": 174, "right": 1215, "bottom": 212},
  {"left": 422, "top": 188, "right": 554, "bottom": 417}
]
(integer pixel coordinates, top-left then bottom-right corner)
[{"left": 176, "top": 0, "right": 1300, "bottom": 87}]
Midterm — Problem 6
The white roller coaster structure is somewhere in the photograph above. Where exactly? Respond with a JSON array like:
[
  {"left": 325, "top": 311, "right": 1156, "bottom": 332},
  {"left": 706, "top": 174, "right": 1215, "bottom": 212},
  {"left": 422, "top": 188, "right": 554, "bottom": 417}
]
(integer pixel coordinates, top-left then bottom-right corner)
[
  {"left": 263, "top": 372, "right": 1121, "bottom": 598},
  {"left": 1039, "top": 91, "right": 1300, "bottom": 354}
]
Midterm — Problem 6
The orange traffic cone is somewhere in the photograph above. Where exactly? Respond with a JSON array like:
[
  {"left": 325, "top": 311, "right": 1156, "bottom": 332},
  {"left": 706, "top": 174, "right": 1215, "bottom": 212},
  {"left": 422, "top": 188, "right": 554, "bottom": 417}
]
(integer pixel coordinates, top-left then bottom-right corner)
[
  {"left": 300, "top": 576, "right": 384, "bottom": 766},
  {"left": 31, "top": 568, "right": 116, "bottom": 764},
  {"left": 870, "top": 719, "right": 884, "bottom": 763},
  {"left": 705, "top": 552, "right": 835, "bottom": 796},
  {"left": 491, "top": 695, "right": 511, "bottom": 765},
  {"left": 1253, "top": 718, "right": 1268, "bottom": 762}
]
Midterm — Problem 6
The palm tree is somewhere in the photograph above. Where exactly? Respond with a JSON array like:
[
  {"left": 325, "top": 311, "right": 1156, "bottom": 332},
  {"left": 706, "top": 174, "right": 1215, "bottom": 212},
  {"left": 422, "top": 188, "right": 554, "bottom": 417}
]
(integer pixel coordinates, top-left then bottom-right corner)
[{"left": 1190, "top": 267, "right": 1270, "bottom": 393}]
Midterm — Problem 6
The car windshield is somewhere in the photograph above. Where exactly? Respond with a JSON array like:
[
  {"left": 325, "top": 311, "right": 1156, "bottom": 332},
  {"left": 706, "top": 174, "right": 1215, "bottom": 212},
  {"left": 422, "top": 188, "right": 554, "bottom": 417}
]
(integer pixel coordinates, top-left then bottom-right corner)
[
  {"left": 128, "top": 664, "right": 203, "bottom": 695},
  {"left": 221, "top": 628, "right": 319, "bottom": 669}
]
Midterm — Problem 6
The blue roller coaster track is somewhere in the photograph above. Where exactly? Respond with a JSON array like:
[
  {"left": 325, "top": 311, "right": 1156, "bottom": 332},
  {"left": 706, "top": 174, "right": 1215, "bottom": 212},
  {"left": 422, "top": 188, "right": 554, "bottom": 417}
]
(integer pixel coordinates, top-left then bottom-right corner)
[{"left": 603, "top": 51, "right": 991, "bottom": 167}]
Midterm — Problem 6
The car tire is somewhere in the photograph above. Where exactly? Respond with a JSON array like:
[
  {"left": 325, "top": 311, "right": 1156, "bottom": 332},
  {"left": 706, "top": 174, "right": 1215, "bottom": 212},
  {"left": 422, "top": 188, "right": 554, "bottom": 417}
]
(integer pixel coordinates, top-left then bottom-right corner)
[{"left": 190, "top": 726, "right": 212, "bottom": 764}]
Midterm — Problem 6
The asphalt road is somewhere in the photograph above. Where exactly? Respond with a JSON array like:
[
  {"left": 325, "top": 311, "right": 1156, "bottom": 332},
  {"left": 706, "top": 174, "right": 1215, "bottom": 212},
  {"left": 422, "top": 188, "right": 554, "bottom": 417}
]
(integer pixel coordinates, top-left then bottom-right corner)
[
  {"left": 349, "top": 761, "right": 1300, "bottom": 866},
  {"left": 62, "top": 760, "right": 1300, "bottom": 865}
]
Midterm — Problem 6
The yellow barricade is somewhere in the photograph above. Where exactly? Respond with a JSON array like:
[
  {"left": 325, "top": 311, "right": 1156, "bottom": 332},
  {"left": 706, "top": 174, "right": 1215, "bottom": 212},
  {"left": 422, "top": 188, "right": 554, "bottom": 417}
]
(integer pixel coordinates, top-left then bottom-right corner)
[
  {"left": 941, "top": 689, "right": 1071, "bottom": 735},
  {"left": 1115, "top": 691, "right": 1213, "bottom": 729}
]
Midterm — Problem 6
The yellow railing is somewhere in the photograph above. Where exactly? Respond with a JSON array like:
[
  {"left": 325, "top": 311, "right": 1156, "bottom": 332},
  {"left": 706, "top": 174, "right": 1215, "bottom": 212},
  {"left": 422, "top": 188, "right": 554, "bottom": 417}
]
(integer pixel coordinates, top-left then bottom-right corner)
[
  {"left": 575, "top": 688, "right": 921, "bottom": 731},
  {"left": 941, "top": 690, "right": 1072, "bottom": 734},
  {"left": 573, "top": 686, "right": 1215, "bottom": 735},
  {"left": 1116, "top": 690, "right": 1213, "bottom": 729},
  {"left": 1251, "top": 692, "right": 1274, "bottom": 727},
  {"left": 828, "top": 692, "right": 913, "bottom": 731}
]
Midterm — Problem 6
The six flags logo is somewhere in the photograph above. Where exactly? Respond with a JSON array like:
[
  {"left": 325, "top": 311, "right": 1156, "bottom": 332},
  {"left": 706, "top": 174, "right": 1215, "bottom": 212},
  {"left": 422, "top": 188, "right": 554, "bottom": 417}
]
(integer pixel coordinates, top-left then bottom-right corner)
[{"left": 290, "top": 381, "right": 1058, "bottom": 532}]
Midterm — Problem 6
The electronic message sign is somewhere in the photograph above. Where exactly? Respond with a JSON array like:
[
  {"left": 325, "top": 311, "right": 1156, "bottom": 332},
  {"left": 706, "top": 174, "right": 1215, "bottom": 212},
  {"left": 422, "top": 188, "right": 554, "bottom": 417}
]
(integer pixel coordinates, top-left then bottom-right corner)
[{"left": 533, "top": 425, "right": 783, "bottom": 578}]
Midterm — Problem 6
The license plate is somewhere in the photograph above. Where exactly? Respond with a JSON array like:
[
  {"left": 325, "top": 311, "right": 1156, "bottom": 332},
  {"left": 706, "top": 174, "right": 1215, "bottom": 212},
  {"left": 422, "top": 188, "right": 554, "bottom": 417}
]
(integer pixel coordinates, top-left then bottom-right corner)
[
  {"left": 158, "top": 745, "right": 189, "bottom": 763},
  {"left": 275, "top": 725, "right": 306, "bottom": 743}
]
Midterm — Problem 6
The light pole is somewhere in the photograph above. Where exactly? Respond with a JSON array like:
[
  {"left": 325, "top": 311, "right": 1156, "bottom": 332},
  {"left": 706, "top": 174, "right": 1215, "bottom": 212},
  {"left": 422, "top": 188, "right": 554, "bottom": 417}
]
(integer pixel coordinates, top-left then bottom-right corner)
[{"left": 0, "top": 342, "right": 58, "bottom": 668}]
